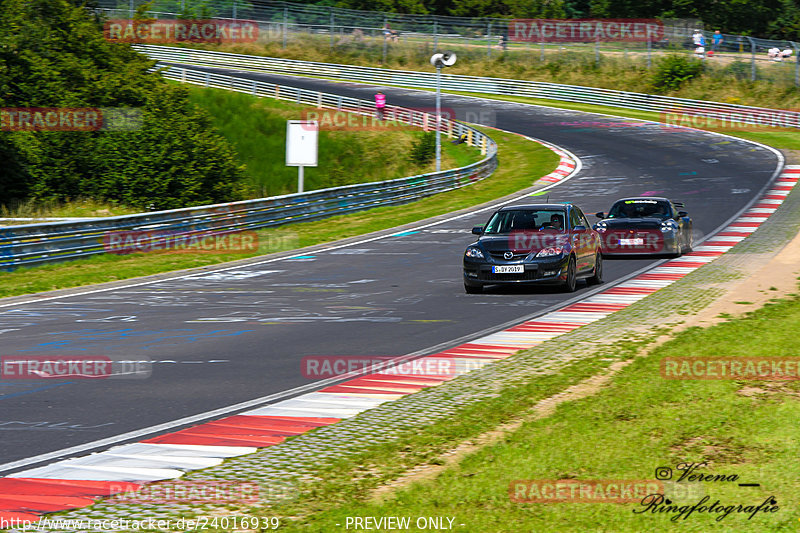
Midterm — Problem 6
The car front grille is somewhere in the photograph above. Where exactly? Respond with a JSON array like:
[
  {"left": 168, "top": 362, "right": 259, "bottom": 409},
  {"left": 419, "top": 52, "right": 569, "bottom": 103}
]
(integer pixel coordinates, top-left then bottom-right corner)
[
  {"left": 479, "top": 271, "right": 540, "bottom": 281},
  {"left": 488, "top": 251, "right": 528, "bottom": 261}
]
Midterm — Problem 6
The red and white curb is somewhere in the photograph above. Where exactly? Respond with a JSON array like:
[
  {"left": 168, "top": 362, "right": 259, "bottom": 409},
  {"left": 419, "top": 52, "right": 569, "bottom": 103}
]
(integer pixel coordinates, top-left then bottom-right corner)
[
  {"left": 538, "top": 149, "right": 576, "bottom": 183},
  {"left": 1, "top": 161, "right": 794, "bottom": 525}
]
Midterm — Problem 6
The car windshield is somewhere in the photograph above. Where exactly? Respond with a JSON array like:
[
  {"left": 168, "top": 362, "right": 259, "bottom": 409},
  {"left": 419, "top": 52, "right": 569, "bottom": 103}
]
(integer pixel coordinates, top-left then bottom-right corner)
[
  {"left": 607, "top": 200, "right": 671, "bottom": 219},
  {"left": 483, "top": 209, "right": 567, "bottom": 234}
]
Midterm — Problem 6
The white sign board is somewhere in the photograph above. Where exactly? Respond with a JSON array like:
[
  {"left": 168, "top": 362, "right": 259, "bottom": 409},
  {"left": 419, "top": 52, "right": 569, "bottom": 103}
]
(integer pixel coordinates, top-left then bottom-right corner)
[{"left": 286, "top": 120, "right": 318, "bottom": 167}]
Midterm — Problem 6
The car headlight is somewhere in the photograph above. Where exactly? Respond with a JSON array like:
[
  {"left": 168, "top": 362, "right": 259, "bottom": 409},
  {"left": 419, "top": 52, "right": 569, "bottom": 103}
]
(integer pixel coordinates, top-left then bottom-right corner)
[
  {"left": 535, "top": 246, "right": 564, "bottom": 257},
  {"left": 465, "top": 247, "right": 484, "bottom": 259},
  {"left": 660, "top": 221, "right": 678, "bottom": 232},
  {"left": 595, "top": 221, "right": 608, "bottom": 232}
]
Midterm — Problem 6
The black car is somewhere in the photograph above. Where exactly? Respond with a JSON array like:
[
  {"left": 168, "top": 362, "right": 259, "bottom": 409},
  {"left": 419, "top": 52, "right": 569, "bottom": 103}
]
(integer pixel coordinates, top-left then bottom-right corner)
[
  {"left": 593, "top": 197, "right": 692, "bottom": 256},
  {"left": 463, "top": 203, "right": 603, "bottom": 294}
]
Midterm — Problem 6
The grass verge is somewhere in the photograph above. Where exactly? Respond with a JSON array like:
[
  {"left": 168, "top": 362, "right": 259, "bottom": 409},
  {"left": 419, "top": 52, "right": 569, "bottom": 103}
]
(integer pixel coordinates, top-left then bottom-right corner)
[
  {"left": 0, "top": 128, "right": 556, "bottom": 298},
  {"left": 183, "top": 84, "right": 480, "bottom": 197},
  {"left": 266, "top": 293, "right": 800, "bottom": 532}
]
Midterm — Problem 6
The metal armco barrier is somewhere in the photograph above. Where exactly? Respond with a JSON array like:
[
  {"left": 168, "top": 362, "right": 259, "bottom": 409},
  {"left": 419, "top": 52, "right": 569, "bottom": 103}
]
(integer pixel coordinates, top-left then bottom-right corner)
[
  {"left": 0, "top": 68, "right": 497, "bottom": 271},
  {"left": 137, "top": 44, "right": 800, "bottom": 128}
]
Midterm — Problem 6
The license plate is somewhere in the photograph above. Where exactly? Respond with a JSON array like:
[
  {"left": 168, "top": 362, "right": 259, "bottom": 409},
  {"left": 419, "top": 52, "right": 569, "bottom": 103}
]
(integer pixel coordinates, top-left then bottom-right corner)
[
  {"left": 619, "top": 238, "right": 644, "bottom": 245},
  {"left": 492, "top": 265, "right": 524, "bottom": 274}
]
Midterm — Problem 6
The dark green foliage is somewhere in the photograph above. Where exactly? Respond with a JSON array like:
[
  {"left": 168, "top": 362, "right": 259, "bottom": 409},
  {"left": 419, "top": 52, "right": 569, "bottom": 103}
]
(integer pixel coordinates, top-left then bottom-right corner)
[
  {"left": 721, "top": 60, "right": 750, "bottom": 81},
  {"left": 408, "top": 131, "right": 436, "bottom": 166},
  {"left": 651, "top": 54, "right": 705, "bottom": 93},
  {"left": 0, "top": 0, "right": 246, "bottom": 208}
]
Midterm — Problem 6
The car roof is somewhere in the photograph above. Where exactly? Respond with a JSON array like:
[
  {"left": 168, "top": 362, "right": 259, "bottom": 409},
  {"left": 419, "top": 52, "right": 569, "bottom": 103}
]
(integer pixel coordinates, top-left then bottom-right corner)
[
  {"left": 612, "top": 197, "right": 672, "bottom": 203},
  {"left": 496, "top": 204, "right": 571, "bottom": 211}
]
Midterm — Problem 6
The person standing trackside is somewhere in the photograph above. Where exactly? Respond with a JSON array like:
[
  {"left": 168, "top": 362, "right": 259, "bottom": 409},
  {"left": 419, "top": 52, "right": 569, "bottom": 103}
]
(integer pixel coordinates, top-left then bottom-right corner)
[
  {"left": 375, "top": 91, "right": 386, "bottom": 120},
  {"left": 712, "top": 30, "right": 724, "bottom": 52}
]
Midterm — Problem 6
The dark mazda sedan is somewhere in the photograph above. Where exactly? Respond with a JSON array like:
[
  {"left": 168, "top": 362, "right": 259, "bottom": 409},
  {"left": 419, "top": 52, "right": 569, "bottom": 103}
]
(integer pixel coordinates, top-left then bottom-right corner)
[
  {"left": 593, "top": 197, "right": 693, "bottom": 256},
  {"left": 463, "top": 203, "right": 603, "bottom": 293}
]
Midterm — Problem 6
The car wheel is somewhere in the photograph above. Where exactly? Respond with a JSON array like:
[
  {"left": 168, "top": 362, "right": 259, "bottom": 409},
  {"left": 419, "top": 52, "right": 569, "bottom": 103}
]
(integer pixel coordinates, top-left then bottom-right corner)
[
  {"left": 588, "top": 253, "right": 603, "bottom": 285},
  {"left": 562, "top": 256, "right": 577, "bottom": 293},
  {"left": 464, "top": 282, "right": 482, "bottom": 294}
]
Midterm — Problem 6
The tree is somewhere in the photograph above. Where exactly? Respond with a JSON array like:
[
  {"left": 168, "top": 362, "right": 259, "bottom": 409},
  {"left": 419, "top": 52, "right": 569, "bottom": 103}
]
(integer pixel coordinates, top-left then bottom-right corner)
[{"left": 0, "top": 0, "right": 246, "bottom": 208}]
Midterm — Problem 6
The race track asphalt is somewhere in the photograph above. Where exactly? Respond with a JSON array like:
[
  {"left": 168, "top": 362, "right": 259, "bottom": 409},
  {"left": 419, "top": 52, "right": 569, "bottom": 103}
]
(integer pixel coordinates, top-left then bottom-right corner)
[{"left": 0, "top": 67, "right": 779, "bottom": 471}]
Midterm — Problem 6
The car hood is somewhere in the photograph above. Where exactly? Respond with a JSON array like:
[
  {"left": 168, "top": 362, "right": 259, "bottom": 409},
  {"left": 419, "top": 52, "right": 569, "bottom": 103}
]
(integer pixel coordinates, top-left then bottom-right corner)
[
  {"left": 477, "top": 233, "right": 569, "bottom": 252},
  {"left": 600, "top": 218, "right": 665, "bottom": 230}
]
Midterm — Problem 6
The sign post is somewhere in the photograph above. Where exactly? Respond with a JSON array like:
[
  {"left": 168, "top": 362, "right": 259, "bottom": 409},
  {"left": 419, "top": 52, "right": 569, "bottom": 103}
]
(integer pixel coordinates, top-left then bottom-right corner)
[{"left": 286, "top": 120, "right": 318, "bottom": 193}]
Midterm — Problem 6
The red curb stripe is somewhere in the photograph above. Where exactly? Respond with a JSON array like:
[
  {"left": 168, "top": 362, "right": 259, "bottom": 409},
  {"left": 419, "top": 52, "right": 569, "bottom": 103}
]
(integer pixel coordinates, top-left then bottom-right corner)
[
  {"left": 684, "top": 250, "right": 726, "bottom": 256},
  {"left": 0, "top": 495, "right": 95, "bottom": 513},
  {"left": 167, "top": 422, "right": 302, "bottom": 437},
  {"left": 763, "top": 194, "right": 789, "bottom": 200},
  {"left": 0, "top": 511, "right": 39, "bottom": 524},
  {"left": 602, "top": 287, "right": 659, "bottom": 295},
  {"left": 507, "top": 324, "right": 582, "bottom": 332},
  {"left": 560, "top": 303, "right": 630, "bottom": 313},
  {"left": 238, "top": 416, "right": 339, "bottom": 425},
  {"left": 0, "top": 479, "right": 140, "bottom": 497},
  {"left": 662, "top": 261, "right": 707, "bottom": 268},
  {"left": 434, "top": 351, "right": 509, "bottom": 359},
  {"left": 433, "top": 348, "right": 510, "bottom": 357},
  {"left": 716, "top": 231, "right": 755, "bottom": 237},
  {"left": 340, "top": 378, "right": 426, "bottom": 390},
  {"left": 141, "top": 433, "right": 286, "bottom": 447},
  {"left": 212, "top": 415, "right": 328, "bottom": 428},
  {"left": 355, "top": 374, "right": 447, "bottom": 385},
  {"left": 448, "top": 344, "right": 521, "bottom": 353},
  {"left": 319, "top": 385, "right": 413, "bottom": 395},
  {"left": 635, "top": 273, "right": 687, "bottom": 280},
  {"left": 702, "top": 240, "right": 740, "bottom": 246},
  {"left": 362, "top": 372, "right": 454, "bottom": 382}
]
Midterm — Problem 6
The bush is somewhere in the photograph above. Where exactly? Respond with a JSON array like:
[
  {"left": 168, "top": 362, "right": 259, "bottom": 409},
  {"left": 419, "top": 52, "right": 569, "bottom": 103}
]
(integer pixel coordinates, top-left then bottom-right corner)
[
  {"left": 651, "top": 55, "right": 705, "bottom": 93},
  {"left": 721, "top": 60, "right": 751, "bottom": 81},
  {"left": 408, "top": 131, "right": 436, "bottom": 166},
  {"left": 0, "top": 0, "right": 247, "bottom": 209}
]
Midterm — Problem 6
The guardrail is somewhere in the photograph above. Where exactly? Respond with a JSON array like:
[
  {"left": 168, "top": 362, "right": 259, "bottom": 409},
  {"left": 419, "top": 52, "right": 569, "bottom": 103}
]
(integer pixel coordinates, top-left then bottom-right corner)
[
  {"left": 0, "top": 68, "right": 497, "bottom": 271},
  {"left": 138, "top": 44, "right": 800, "bottom": 128}
]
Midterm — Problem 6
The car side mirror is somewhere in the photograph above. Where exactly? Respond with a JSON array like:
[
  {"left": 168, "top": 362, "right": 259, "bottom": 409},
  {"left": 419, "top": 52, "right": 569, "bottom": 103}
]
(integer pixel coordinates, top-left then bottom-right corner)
[
  {"left": 678, "top": 211, "right": 688, "bottom": 217},
  {"left": 472, "top": 226, "right": 484, "bottom": 235},
  {"left": 573, "top": 225, "right": 586, "bottom": 231},
  {"left": 595, "top": 212, "right": 605, "bottom": 219}
]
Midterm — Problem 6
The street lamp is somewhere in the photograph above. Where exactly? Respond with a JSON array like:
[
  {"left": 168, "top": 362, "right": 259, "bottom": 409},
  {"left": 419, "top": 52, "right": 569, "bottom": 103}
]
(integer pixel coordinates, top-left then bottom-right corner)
[{"left": 430, "top": 51, "right": 457, "bottom": 172}]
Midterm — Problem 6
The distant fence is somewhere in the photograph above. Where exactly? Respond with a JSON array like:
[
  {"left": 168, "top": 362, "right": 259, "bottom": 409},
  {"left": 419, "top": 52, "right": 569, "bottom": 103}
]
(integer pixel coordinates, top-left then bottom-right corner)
[
  {"left": 138, "top": 44, "right": 800, "bottom": 131},
  {"left": 0, "top": 67, "right": 497, "bottom": 271},
  {"left": 96, "top": 0, "right": 800, "bottom": 86}
]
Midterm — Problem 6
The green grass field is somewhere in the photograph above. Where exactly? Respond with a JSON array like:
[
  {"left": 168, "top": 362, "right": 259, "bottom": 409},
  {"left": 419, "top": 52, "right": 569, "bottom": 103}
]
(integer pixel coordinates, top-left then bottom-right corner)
[
  {"left": 268, "top": 293, "right": 800, "bottom": 532},
  {"left": 183, "top": 85, "right": 480, "bottom": 197}
]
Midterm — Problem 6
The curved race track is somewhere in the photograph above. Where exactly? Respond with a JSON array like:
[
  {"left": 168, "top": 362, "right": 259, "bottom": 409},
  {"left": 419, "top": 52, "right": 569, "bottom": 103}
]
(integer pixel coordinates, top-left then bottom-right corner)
[{"left": 0, "top": 68, "right": 780, "bottom": 471}]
